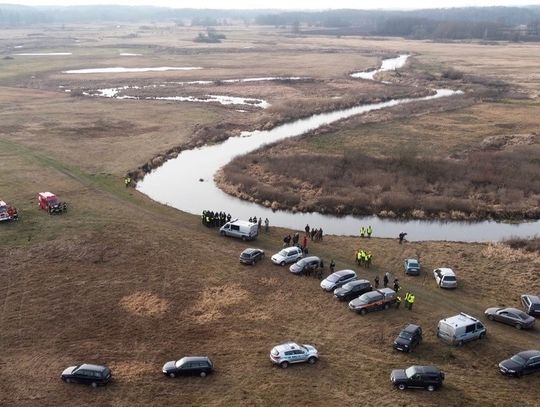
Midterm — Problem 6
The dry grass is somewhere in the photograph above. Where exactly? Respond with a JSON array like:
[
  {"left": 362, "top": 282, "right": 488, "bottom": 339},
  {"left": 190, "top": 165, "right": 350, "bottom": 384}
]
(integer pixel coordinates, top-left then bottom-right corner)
[{"left": 1, "top": 24, "right": 540, "bottom": 407}]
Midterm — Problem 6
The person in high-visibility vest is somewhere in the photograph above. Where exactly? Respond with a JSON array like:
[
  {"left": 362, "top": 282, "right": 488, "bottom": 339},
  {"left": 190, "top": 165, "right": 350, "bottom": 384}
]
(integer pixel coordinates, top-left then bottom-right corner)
[
  {"left": 408, "top": 294, "right": 416, "bottom": 311},
  {"left": 404, "top": 292, "right": 410, "bottom": 309},
  {"left": 360, "top": 226, "right": 366, "bottom": 238},
  {"left": 367, "top": 225, "right": 373, "bottom": 238},
  {"left": 395, "top": 296, "right": 402, "bottom": 309}
]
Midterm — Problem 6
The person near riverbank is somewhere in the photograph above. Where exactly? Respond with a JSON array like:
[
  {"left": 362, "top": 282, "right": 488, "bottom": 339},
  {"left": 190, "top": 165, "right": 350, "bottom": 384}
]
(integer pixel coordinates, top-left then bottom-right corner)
[
  {"left": 366, "top": 251, "right": 372, "bottom": 268},
  {"left": 383, "top": 273, "right": 389, "bottom": 288},
  {"left": 305, "top": 224, "right": 310, "bottom": 236},
  {"left": 264, "top": 218, "right": 269, "bottom": 232},
  {"left": 374, "top": 275, "right": 380, "bottom": 289},
  {"left": 258, "top": 217, "right": 262, "bottom": 230},
  {"left": 367, "top": 225, "right": 373, "bottom": 238},
  {"left": 283, "top": 234, "right": 291, "bottom": 247},
  {"left": 303, "top": 235, "right": 308, "bottom": 249},
  {"left": 310, "top": 228, "right": 316, "bottom": 240},
  {"left": 393, "top": 279, "right": 400, "bottom": 292},
  {"left": 330, "top": 259, "right": 335, "bottom": 273},
  {"left": 292, "top": 232, "right": 299, "bottom": 246},
  {"left": 399, "top": 232, "right": 407, "bottom": 244},
  {"left": 360, "top": 226, "right": 365, "bottom": 238}
]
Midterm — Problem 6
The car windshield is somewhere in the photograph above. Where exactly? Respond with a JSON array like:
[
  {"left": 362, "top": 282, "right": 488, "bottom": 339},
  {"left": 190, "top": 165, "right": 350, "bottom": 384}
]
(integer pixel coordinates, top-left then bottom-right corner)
[
  {"left": 510, "top": 355, "right": 526, "bottom": 366},
  {"left": 405, "top": 366, "right": 417, "bottom": 378},
  {"left": 408, "top": 261, "right": 418, "bottom": 267},
  {"left": 399, "top": 331, "right": 413, "bottom": 340},
  {"left": 0, "top": 206, "right": 6, "bottom": 213},
  {"left": 278, "top": 249, "right": 288, "bottom": 256},
  {"left": 175, "top": 359, "right": 185, "bottom": 368},
  {"left": 444, "top": 276, "right": 456, "bottom": 281},
  {"left": 532, "top": 304, "right": 540, "bottom": 310},
  {"left": 327, "top": 274, "right": 340, "bottom": 283},
  {"left": 516, "top": 311, "right": 530, "bottom": 320},
  {"left": 295, "top": 259, "right": 306, "bottom": 267},
  {"left": 342, "top": 282, "right": 356, "bottom": 290}
]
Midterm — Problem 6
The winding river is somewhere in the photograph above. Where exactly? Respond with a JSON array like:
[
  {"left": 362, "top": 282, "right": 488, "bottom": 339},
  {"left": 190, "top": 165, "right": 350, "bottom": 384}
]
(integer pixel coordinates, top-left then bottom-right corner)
[{"left": 138, "top": 56, "right": 539, "bottom": 242}]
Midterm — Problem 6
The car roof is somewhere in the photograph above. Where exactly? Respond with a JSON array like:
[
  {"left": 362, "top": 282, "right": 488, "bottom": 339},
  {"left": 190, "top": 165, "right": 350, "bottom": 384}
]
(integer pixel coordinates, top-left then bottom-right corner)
[
  {"left": 406, "top": 258, "right": 419, "bottom": 263},
  {"left": 410, "top": 365, "right": 441, "bottom": 374},
  {"left": 362, "top": 291, "right": 382, "bottom": 300},
  {"left": 522, "top": 294, "right": 540, "bottom": 304},
  {"left": 403, "top": 324, "right": 421, "bottom": 333},
  {"left": 333, "top": 269, "right": 356, "bottom": 277},
  {"left": 348, "top": 279, "right": 370, "bottom": 286},
  {"left": 273, "top": 342, "right": 302, "bottom": 352},
  {"left": 38, "top": 192, "right": 56, "bottom": 198},
  {"left": 443, "top": 313, "right": 479, "bottom": 325},
  {"left": 229, "top": 220, "right": 254, "bottom": 227},
  {"left": 78, "top": 364, "right": 108, "bottom": 372},
  {"left": 0, "top": 200, "right": 6, "bottom": 207},
  {"left": 242, "top": 248, "right": 260, "bottom": 254},
  {"left": 302, "top": 256, "right": 320, "bottom": 262},
  {"left": 501, "top": 307, "right": 526, "bottom": 314},
  {"left": 178, "top": 356, "right": 211, "bottom": 363},
  {"left": 379, "top": 288, "right": 396, "bottom": 295},
  {"left": 436, "top": 267, "right": 455, "bottom": 275},
  {"left": 517, "top": 350, "right": 540, "bottom": 359}
]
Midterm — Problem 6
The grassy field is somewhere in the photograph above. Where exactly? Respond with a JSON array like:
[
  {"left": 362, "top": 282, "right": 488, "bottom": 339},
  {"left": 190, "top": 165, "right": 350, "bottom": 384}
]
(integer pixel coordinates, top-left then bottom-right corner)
[{"left": 1, "top": 24, "right": 540, "bottom": 406}]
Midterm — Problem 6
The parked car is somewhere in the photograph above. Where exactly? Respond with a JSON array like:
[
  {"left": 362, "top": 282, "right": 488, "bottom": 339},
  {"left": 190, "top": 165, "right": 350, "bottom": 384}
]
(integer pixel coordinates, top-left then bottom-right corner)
[
  {"left": 239, "top": 248, "right": 265, "bottom": 265},
  {"left": 433, "top": 267, "right": 457, "bottom": 288},
  {"left": 393, "top": 324, "right": 422, "bottom": 353},
  {"left": 404, "top": 258, "right": 421, "bottom": 275},
  {"left": 38, "top": 191, "right": 67, "bottom": 214},
  {"left": 499, "top": 350, "right": 540, "bottom": 377},
  {"left": 162, "top": 356, "right": 213, "bottom": 378},
  {"left": 269, "top": 342, "right": 319, "bottom": 368},
  {"left": 349, "top": 288, "right": 396, "bottom": 315},
  {"left": 271, "top": 246, "right": 303, "bottom": 266},
  {"left": 320, "top": 269, "right": 357, "bottom": 292},
  {"left": 334, "top": 279, "right": 372, "bottom": 302},
  {"left": 289, "top": 256, "right": 322, "bottom": 275},
  {"left": 220, "top": 219, "right": 258, "bottom": 241},
  {"left": 61, "top": 364, "right": 111, "bottom": 387},
  {"left": 485, "top": 307, "right": 535, "bottom": 330},
  {"left": 390, "top": 365, "right": 444, "bottom": 391},
  {"left": 521, "top": 294, "right": 540, "bottom": 317},
  {"left": 437, "top": 312, "right": 486, "bottom": 346}
]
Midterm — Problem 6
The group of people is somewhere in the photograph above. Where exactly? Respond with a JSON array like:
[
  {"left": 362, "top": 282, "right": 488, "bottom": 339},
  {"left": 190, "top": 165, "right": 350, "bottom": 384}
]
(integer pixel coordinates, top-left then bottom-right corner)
[
  {"left": 283, "top": 232, "right": 309, "bottom": 252},
  {"left": 202, "top": 210, "right": 231, "bottom": 227},
  {"left": 402, "top": 292, "right": 416, "bottom": 310},
  {"left": 374, "top": 273, "right": 401, "bottom": 291},
  {"left": 304, "top": 224, "right": 323, "bottom": 241},
  {"left": 248, "top": 216, "right": 270, "bottom": 233},
  {"left": 355, "top": 249, "right": 373, "bottom": 268},
  {"left": 359, "top": 225, "right": 373, "bottom": 238}
]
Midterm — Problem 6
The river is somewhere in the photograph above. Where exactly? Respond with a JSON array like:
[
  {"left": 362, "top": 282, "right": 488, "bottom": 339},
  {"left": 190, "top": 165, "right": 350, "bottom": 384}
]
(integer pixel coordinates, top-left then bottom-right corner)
[{"left": 137, "top": 56, "right": 539, "bottom": 242}]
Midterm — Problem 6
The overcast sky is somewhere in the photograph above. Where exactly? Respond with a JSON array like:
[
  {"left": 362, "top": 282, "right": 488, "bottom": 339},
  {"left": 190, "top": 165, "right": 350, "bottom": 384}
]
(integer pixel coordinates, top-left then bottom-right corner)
[{"left": 8, "top": 0, "right": 536, "bottom": 9}]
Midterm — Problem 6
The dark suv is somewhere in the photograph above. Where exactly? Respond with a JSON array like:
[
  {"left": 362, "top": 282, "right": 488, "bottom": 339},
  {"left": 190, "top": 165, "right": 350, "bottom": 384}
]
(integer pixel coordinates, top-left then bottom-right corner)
[
  {"left": 393, "top": 324, "right": 422, "bottom": 352},
  {"left": 390, "top": 365, "right": 444, "bottom": 392},
  {"left": 61, "top": 364, "right": 111, "bottom": 387},
  {"left": 334, "top": 279, "right": 372, "bottom": 301},
  {"left": 162, "top": 356, "right": 213, "bottom": 378},
  {"left": 521, "top": 294, "right": 540, "bottom": 317}
]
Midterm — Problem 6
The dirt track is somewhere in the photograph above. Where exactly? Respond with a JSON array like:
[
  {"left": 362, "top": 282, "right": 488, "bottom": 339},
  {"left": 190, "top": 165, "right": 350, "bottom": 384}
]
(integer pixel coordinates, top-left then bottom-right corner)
[{"left": 1, "top": 24, "right": 540, "bottom": 407}]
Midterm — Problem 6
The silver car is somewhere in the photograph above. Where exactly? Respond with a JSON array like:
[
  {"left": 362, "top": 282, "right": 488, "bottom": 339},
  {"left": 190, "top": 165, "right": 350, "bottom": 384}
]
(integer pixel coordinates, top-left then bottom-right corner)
[
  {"left": 271, "top": 246, "right": 303, "bottom": 266},
  {"left": 269, "top": 342, "right": 319, "bottom": 368},
  {"left": 320, "top": 269, "right": 357, "bottom": 292}
]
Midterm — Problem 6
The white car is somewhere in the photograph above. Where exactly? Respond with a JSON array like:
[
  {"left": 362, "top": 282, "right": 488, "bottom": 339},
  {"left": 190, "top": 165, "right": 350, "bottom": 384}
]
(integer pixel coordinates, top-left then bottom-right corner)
[
  {"left": 269, "top": 342, "right": 319, "bottom": 368},
  {"left": 320, "top": 269, "right": 357, "bottom": 292},
  {"left": 271, "top": 246, "right": 303, "bottom": 266},
  {"left": 433, "top": 268, "right": 457, "bottom": 288}
]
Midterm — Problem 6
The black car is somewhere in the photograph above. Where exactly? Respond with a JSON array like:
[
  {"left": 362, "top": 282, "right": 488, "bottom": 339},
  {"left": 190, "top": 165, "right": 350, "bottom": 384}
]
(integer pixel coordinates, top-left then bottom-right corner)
[
  {"left": 390, "top": 365, "right": 444, "bottom": 392},
  {"left": 162, "top": 356, "right": 213, "bottom": 378},
  {"left": 61, "top": 364, "right": 111, "bottom": 387},
  {"left": 334, "top": 279, "right": 372, "bottom": 301},
  {"left": 393, "top": 324, "right": 422, "bottom": 353},
  {"left": 239, "top": 248, "right": 265, "bottom": 265},
  {"left": 521, "top": 294, "right": 540, "bottom": 317},
  {"left": 499, "top": 350, "right": 540, "bottom": 377}
]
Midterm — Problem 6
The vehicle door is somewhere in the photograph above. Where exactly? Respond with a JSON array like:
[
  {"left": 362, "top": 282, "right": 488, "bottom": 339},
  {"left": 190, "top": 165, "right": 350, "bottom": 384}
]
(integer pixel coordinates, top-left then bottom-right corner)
[
  {"left": 435, "top": 270, "right": 442, "bottom": 284},
  {"left": 409, "top": 373, "right": 424, "bottom": 388},
  {"left": 284, "top": 350, "right": 295, "bottom": 363},
  {"left": 293, "top": 349, "right": 306, "bottom": 363},
  {"left": 522, "top": 296, "right": 531, "bottom": 311},
  {"left": 524, "top": 356, "right": 540, "bottom": 374},
  {"left": 497, "top": 310, "right": 513, "bottom": 324},
  {"left": 180, "top": 362, "right": 195, "bottom": 375},
  {"left": 73, "top": 369, "right": 90, "bottom": 384},
  {"left": 308, "top": 259, "right": 319, "bottom": 271}
]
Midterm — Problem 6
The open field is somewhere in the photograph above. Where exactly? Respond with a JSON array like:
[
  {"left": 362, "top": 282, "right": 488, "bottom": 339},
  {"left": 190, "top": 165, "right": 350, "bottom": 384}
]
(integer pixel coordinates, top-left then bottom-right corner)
[{"left": 1, "top": 24, "right": 540, "bottom": 406}]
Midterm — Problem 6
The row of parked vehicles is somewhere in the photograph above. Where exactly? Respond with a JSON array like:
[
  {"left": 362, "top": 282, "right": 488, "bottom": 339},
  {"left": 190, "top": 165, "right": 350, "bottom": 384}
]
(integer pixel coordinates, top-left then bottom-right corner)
[{"left": 0, "top": 192, "right": 67, "bottom": 222}]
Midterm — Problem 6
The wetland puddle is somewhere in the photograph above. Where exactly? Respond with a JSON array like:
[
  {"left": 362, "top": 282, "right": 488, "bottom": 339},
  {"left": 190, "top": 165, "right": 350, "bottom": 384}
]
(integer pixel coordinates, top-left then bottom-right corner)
[
  {"left": 133, "top": 55, "right": 539, "bottom": 241},
  {"left": 63, "top": 66, "right": 202, "bottom": 74},
  {"left": 351, "top": 54, "right": 409, "bottom": 80}
]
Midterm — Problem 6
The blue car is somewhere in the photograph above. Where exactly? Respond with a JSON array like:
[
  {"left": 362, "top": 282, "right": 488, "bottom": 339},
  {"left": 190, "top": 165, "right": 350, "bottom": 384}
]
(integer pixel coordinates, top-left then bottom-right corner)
[{"left": 404, "top": 259, "right": 421, "bottom": 275}]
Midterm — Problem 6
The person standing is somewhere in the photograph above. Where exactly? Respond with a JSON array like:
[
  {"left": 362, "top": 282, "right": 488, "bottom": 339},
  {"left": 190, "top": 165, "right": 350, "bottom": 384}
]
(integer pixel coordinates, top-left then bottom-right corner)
[
  {"left": 366, "top": 252, "right": 372, "bottom": 268},
  {"left": 330, "top": 259, "right": 335, "bottom": 273},
  {"left": 393, "top": 278, "right": 400, "bottom": 292},
  {"left": 383, "top": 274, "right": 389, "bottom": 288},
  {"left": 395, "top": 296, "right": 402, "bottom": 309},
  {"left": 303, "top": 235, "right": 308, "bottom": 251},
  {"left": 367, "top": 225, "right": 373, "bottom": 238},
  {"left": 404, "top": 292, "right": 410, "bottom": 309},
  {"left": 374, "top": 275, "right": 380, "bottom": 289},
  {"left": 399, "top": 232, "right": 407, "bottom": 244},
  {"left": 258, "top": 217, "right": 262, "bottom": 230},
  {"left": 264, "top": 218, "right": 269, "bottom": 232},
  {"left": 408, "top": 293, "right": 415, "bottom": 311},
  {"left": 305, "top": 224, "right": 310, "bottom": 236},
  {"left": 360, "top": 226, "right": 365, "bottom": 238}
]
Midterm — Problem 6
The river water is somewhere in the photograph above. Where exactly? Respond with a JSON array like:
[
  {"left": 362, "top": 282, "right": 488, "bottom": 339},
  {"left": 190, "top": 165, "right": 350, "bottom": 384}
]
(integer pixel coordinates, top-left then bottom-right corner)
[{"left": 137, "top": 57, "right": 539, "bottom": 242}]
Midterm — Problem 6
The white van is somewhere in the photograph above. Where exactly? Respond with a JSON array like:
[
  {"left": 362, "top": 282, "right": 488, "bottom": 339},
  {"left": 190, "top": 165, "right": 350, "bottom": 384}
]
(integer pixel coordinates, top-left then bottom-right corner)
[
  {"left": 219, "top": 219, "right": 258, "bottom": 241},
  {"left": 437, "top": 313, "right": 486, "bottom": 346}
]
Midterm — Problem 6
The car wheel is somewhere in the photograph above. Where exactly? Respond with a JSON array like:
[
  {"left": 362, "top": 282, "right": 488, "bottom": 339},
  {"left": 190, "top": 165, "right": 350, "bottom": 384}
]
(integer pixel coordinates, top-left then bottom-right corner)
[
  {"left": 200, "top": 371, "right": 207, "bottom": 377},
  {"left": 360, "top": 309, "right": 367, "bottom": 315},
  {"left": 479, "top": 332, "right": 486, "bottom": 339},
  {"left": 91, "top": 382, "right": 98, "bottom": 388},
  {"left": 384, "top": 303, "right": 389, "bottom": 310},
  {"left": 169, "top": 372, "right": 176, "bottom": 378},
  {"left": 427, "top": 385, "right": 435, "bottom": 392},
  {"left": 515, "top": 323, "right": 522, "bottom": 330},
  {"left": 220, "top": 231, "right": 225, "bottom": 236},
  {"left": 457, "top": 340, "right": 464, "bottom": 347},
  {"left": 398, "top": 384, "right": 406, "bottom": 391},
  {"left": 65, "top": 378, "right": 71, "bottom": 383},
  {"left": 308, "top": 357, "right": 317, "bottom": 365},
  {"left": 280, "top": 261, "right": 285, "bottom": 266},
  {"left": 488, "top": 315, "right": 494, "bottom": 321},
  {"left": 242, "top": 236, "right": 247, "bottom": 241},
  {"left": 280, "top": 361, "right": 289, "bottom": 369}
]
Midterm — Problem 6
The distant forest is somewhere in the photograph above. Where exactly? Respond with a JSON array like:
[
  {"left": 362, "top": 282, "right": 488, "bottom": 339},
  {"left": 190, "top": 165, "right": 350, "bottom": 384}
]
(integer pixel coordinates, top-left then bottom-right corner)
[{"left": 1, "top": 4, "right": 540, "bottom": 41}]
